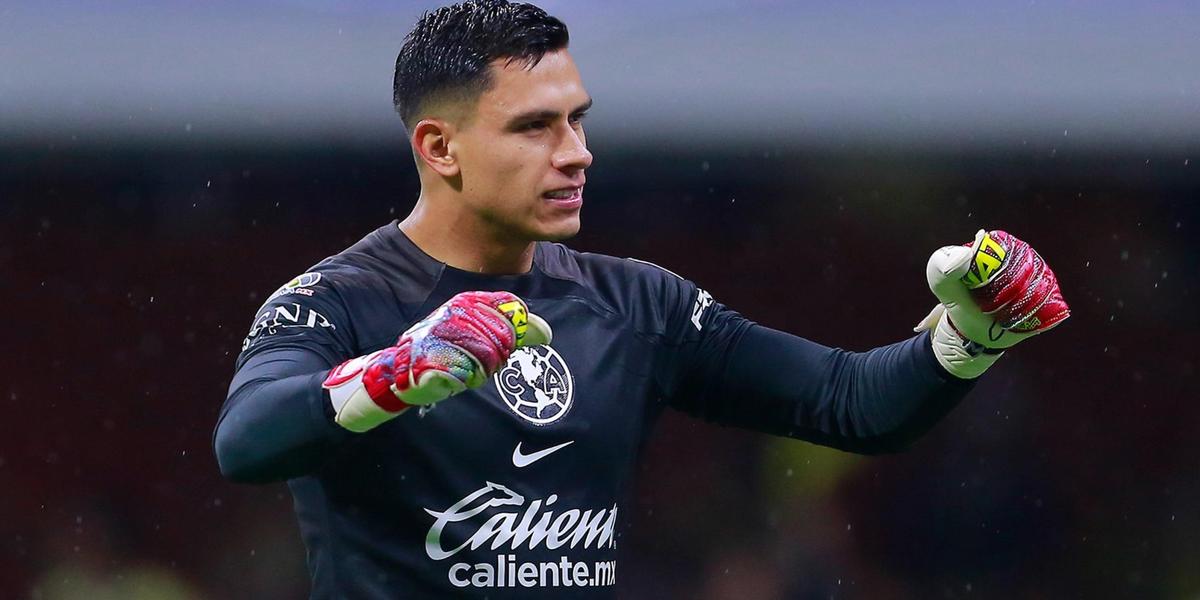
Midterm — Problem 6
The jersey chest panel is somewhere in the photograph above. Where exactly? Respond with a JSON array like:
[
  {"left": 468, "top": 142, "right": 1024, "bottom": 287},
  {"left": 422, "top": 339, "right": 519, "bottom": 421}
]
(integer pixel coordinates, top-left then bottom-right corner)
[{"left": 321, "top": 297, "right": 652, "bottom": 594}]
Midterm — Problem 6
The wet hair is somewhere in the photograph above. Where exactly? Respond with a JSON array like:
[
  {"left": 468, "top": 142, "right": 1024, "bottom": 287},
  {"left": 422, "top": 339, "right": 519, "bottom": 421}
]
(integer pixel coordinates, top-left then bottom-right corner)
[{"left": 393, "top": 0, "right": 569, "bottom": 129}]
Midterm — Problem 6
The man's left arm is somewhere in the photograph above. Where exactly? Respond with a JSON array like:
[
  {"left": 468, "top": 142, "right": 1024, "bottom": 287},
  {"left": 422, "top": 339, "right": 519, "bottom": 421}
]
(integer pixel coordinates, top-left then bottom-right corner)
[{"left": 659, "top": 229, "right": 1070, "bottom": 454}]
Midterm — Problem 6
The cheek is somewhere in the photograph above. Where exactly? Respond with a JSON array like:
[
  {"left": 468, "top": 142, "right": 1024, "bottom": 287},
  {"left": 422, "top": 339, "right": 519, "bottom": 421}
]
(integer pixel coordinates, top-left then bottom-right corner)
[
  {"left": 462, "top": 145, "right": 515, "bottom": 194},
  {"left": 485, "top": 142, "right": 545, "bottom": 199},
  {"left": 459, "top": 135, "right": 551, "bottom": 215}
]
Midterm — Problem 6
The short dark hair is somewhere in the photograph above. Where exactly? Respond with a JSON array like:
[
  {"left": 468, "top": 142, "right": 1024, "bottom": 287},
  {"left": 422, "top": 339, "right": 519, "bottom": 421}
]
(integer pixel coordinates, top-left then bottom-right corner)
[{"left": 393, "top": 0, "right": 570, "bottom": 129}]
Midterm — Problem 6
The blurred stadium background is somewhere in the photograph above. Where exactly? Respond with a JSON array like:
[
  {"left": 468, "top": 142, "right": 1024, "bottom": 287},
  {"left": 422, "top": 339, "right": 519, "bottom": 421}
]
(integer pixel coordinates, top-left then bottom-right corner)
[{"left": 3, "top": 1, "right": 1198, "bottom": 598}]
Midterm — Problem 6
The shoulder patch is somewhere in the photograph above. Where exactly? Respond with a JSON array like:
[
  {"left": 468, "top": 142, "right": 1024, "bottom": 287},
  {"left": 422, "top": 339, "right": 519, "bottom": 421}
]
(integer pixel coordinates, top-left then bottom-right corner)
[{"left": 266, "top": 272, "right": 323, "bottom": 302}]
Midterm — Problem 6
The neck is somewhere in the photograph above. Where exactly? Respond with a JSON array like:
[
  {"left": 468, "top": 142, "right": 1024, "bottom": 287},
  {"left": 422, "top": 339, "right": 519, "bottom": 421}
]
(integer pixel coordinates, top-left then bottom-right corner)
[{"left": 399, "top": 196, "right": 536, "bottom": 275}]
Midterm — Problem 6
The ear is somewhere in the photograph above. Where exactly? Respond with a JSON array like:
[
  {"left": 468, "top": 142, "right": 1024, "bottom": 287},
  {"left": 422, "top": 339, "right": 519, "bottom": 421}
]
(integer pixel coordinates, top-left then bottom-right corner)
[{"left": 411, "top": 119, "right": 460, "bottom": 177}]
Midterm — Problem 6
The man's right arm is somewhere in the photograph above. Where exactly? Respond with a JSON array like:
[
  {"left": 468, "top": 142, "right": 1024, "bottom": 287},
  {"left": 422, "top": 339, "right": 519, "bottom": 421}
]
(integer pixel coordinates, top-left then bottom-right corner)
[
  {"left": 213, "top": 281, "right": 552, "bottom": 484},
  {"left": 214, "top": 347, "right": 349, "bottom": 483},
  {"left": 213, "top": 271, "right": 359, "bottom": 484}
]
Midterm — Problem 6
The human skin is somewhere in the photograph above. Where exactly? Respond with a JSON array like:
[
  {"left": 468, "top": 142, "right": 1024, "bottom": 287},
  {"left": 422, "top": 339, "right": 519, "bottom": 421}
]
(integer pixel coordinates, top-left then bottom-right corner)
[{"left": 401, "top": 49, "right": 594, "bottom": 275}]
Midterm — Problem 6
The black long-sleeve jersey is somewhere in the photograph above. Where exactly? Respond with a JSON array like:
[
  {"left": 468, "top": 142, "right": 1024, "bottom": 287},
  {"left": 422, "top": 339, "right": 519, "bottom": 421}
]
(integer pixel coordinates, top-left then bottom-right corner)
[{"left": 214, "top": 221, "right": 974, "bottom": 599}]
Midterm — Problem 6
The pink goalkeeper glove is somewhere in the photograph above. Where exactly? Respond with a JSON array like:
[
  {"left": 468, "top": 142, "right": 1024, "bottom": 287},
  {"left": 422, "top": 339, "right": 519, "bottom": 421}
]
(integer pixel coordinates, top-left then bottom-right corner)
[
  {"left": 915, "top": 229, "right": 1070, "bottom": 378},
  {"left": 322, "top": 291, "right": 552, "bottom": 432}
]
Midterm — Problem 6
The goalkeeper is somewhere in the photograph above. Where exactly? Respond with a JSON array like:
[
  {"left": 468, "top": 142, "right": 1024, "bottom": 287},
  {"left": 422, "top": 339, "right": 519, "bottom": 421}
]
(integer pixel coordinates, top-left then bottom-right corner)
[{"left": 212, "top": 1, "right": 1069, "bottom": 598}]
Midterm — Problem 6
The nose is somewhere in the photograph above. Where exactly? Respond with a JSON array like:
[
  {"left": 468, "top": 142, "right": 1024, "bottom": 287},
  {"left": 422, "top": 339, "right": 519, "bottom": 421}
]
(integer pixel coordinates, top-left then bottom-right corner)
[{"left": 551, "top": 125, "right": 592, "bottom": 173}]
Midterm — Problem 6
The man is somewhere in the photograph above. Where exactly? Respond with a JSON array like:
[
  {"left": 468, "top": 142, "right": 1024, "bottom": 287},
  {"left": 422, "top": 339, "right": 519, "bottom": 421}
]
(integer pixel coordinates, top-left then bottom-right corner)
[{"left": 213, "top": 1, "right": 1069, "bottom": 598}]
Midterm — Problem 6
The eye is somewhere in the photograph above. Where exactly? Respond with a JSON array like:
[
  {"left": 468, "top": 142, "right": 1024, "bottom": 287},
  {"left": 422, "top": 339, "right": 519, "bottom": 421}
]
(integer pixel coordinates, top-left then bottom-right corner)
[
  {"left": 520, "top": 120, "right": 548, "bottom": 132},
  {"left": 569, "top": 112, "right": 588, "bottom": 126}
]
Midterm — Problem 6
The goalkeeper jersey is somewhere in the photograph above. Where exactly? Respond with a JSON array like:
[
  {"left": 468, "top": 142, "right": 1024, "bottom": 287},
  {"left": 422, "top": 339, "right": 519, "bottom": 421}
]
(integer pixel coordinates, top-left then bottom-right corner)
[{"left": 215, "top": 221, "right": 973, "bottom": 599}]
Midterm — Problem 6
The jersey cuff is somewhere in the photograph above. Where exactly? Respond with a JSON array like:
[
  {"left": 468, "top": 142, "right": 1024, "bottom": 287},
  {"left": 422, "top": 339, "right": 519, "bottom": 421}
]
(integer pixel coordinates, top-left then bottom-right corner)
[{"left": 310, "top": 370, "right": 351, "bottom": 438}]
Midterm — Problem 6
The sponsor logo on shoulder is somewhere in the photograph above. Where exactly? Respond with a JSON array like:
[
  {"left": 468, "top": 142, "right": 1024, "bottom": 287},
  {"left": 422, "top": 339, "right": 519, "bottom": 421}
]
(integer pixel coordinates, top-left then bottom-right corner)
[
  {"left": 266, "top": 272, "right": 322, "bottom": 302},
  {"left": 691, "top": 288, "right": 713, "bottom": 331},
  {"left": 242, "top": 302, "right": 335, "bottom": 351}
]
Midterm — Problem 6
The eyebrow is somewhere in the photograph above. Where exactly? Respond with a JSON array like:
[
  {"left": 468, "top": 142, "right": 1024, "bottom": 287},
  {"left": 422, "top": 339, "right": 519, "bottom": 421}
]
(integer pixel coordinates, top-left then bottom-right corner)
[{"left": 505, "top": 97, "right": 593, "bottom": 128}]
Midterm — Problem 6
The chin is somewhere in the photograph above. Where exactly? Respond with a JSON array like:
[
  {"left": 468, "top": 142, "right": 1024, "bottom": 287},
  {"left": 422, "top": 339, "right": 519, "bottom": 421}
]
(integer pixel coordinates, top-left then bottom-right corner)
[{"left": 534, "top": 217, "right": 581, "bottom": 242}]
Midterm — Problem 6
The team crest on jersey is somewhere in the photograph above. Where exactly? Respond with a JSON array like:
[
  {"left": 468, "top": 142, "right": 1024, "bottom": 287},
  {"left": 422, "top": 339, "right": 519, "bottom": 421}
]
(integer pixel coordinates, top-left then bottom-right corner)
[{"left": 492, "top": 345, "right": 573, "bottom": 425}]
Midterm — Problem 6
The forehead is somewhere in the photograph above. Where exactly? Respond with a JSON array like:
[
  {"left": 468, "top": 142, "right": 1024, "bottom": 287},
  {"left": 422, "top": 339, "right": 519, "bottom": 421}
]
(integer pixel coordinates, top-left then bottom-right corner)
[{"left": 476, "top": 50, "right": 588, "bottom": 120}]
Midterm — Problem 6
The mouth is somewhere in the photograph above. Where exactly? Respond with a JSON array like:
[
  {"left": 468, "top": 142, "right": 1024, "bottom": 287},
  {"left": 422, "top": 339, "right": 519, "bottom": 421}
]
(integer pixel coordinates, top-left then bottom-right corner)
[{"left": 542, "top": 186, "right": 583, "bottom": 205}]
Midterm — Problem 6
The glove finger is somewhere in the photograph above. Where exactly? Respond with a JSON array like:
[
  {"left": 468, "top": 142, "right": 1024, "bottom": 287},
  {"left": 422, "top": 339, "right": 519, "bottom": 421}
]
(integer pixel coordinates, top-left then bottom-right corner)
[
  {"left": 913, "top": 303, "right": 945, "bottom": 333},
  {"left": 521, "top": 313, "right": 553, "bottom": 347},
  {"left": 412, "top": 338, "right": 487, "bottom": 388},
  {"left": 965, "top": 231, "right": 1071, "bottom": 333},
  {"left": 926, "top": 240, "right": 978, "bottom": 305},
  {"left": 466, "top": 291, "right": 551, "bottom": 347},
  {"left": 434, "top": 305, "right": 514, "bottom": 372},
  {"left": 970, "top": 236, "right": 1034, "bottom": 313},
  {"left": 934, "top": 238, "right": 978, "bottom": 277},
  {"left": 990, "top": 248, "right": 1047, "bottom": 327},
  {"left": 1009, "top": 263, "right": 1071, "bottom": 332},
  {"left": 961, "top": 229, "right": 1008, "bottom": 288},
  {"left": 478, "top": 292, "right": 533, "bottom": 345},
  {"left": 443, "top": 291, "right": 522, "bottom": 347},
  {"left": 397, "top": 369, "right": 468, "bottom": 406}
]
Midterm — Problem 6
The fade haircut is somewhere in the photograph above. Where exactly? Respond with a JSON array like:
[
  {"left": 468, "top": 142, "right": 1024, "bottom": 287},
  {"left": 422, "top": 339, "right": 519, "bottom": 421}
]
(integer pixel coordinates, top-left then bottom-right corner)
[{"left": 393, "top": 0, "right": 570, "bottom": 130}]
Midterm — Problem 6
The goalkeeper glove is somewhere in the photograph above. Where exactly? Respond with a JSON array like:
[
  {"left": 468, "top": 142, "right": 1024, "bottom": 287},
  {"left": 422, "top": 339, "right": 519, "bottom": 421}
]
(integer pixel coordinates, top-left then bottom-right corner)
[
  {"left": 322, "top": 291, "right": 552, "bottom": 432},
  {"left": 915, "top": 229, "right": 1070, "bottom": 379}
]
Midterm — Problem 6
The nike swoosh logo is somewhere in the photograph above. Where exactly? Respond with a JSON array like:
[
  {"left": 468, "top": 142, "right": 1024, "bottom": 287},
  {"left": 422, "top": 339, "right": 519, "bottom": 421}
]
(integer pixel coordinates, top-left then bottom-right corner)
[{"left": 512, "top": 440, "right": 574, "bottom": 468}]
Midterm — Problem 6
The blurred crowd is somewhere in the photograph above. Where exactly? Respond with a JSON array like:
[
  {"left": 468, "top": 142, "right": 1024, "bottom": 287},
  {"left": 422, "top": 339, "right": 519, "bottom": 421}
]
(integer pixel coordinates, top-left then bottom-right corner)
[{"left": 4, "top": 141, "right": 1197, "bottom": 598}]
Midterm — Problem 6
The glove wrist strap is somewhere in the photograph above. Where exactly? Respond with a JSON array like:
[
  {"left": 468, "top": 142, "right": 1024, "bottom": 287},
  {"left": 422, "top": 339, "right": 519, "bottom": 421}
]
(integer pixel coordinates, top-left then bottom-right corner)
[
  {"left": 929, "top": 311, "right": 1004, "bottom": 379},
  {"left": 323, "top": 351, "right": 410, "bottom": 433}
]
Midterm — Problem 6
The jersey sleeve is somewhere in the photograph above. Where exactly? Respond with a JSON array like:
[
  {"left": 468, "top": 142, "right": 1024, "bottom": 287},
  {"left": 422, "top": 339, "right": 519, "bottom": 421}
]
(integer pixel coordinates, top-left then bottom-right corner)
[
  {"left": 635, "top": 260, "right": 975, "bottom": 454},
  {"left": 215, "top": 270, "right": 360, "bottom": 483},
  {"left": 623, "top": 259, "right": 752, "bottom": 403},
  {"left": 236, "top": 271, "right": 358, "bottom": 368}
]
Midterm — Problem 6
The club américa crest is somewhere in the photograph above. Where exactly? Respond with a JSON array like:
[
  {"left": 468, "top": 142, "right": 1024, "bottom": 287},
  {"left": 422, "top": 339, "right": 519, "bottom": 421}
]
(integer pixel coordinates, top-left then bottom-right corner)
[{"left": 492, "top": 345, "right": 573, "bottom": 425}]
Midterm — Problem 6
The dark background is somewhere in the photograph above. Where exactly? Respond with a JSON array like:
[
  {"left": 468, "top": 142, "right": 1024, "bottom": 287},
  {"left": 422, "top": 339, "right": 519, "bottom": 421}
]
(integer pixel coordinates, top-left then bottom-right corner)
[
  {"left": 3, "top": 138, "right": 1196, "bottom": 599},
  {"left": 3, "top": 1, "right": 1199, "bottom": 598}
]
